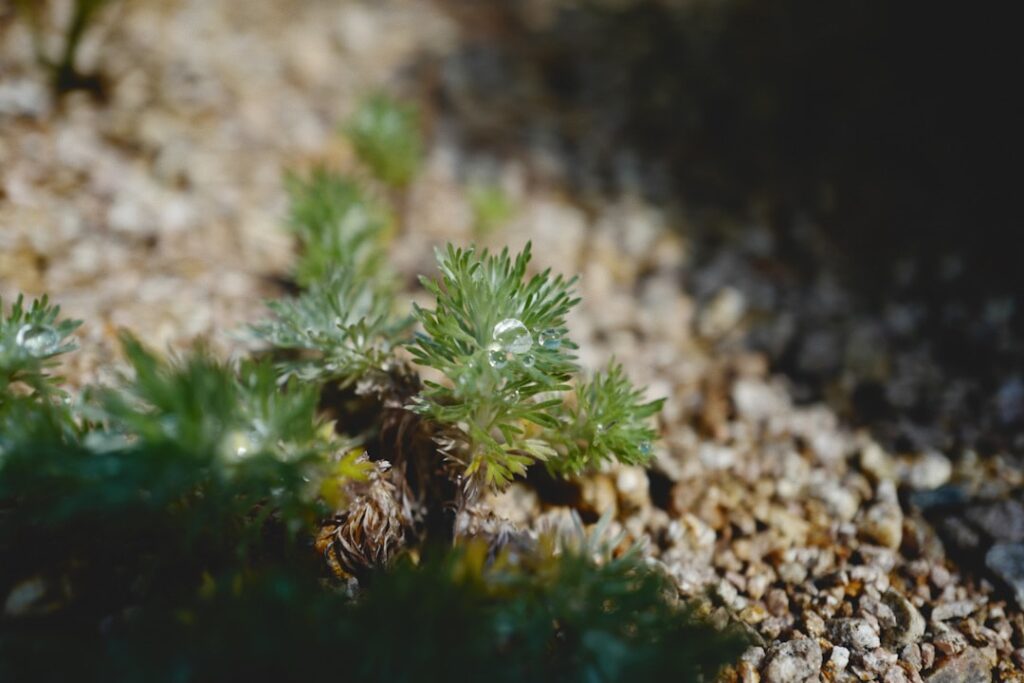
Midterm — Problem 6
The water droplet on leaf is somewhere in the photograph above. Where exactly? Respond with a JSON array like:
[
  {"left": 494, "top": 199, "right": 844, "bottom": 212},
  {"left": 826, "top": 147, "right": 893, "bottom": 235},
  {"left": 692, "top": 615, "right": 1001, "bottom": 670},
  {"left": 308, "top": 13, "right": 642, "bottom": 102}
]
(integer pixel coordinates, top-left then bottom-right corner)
[
  {"left": 493, "top": 318, "right": 532, "bottom": 355},
  {"left": 639, "top": 440, "right": 652, "bottom": 456},
  {"left": 487, "top": 343, "right": 509, "bottom": 369},
  {"left": 222, "top": 430, "right": 254, "bottom": 459},
  {"left": 15, "top": 324, "right": 60, "bottom": 357},
  {"left": 521, "top": 354, "right": 535, "bottom": 368},
  {"left": 539, "top": 328, "right": 561, "bottom": 350}
]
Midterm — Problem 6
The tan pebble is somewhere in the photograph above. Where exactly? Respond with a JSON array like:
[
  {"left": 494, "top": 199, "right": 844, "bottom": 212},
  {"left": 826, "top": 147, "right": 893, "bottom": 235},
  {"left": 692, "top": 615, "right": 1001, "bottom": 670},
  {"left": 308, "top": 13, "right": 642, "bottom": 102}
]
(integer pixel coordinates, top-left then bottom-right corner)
[
  {"left": 740, "top": 603, "right": 769, "bottom": 625},
  {"left": 766, "top": 588, "right": 789, "bottom": 617},
  {"left": 615, "top": 465, "right": 650, "bottom": 512},
  {"left": 747, "top": 573, "right": 771, "bottom": 600},
  {"left": 860, "top": 501, "right": 904, "bottom": 550},
  {"left": 900, "top": 643, "right": 922, "bottom": 670},
  {"left": 803, "top": 609, "right": 827, "bottom": 637},
  {"left": 579, "top": 474, "right": 617, "bottom": 518},
  {"left": 920, "top": 643, "right": 936, "bottom": 670},
  {"left": 737, "top": 660, "right": 760, "bottom": 683}
]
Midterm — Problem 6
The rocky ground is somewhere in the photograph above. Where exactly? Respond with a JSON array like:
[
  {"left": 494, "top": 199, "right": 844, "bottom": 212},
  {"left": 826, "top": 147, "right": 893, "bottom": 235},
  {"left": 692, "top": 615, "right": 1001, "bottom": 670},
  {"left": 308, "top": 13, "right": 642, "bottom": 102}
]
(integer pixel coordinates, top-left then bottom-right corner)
[{"left": 2, "top": 1, "right": 1023, "bottom": 681}]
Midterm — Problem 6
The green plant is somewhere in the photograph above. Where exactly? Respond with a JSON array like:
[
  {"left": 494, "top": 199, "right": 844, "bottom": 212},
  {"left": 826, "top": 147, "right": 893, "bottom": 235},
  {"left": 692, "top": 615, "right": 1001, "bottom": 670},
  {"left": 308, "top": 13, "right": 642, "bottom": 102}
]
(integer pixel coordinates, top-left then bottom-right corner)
[
  {"left": 345, "top": 94, "right": 423, "bottom": 188},
  {"left": 0, "top": 294, "right": 80, "bottom": 405},
  {"left": 283, "top": 168, "right": 392, "bottom": 287},
  {"left": 469, "top": 183, "right": 516, "bottom": 237},
  {"left": 407, "top": 243, "right": 662, "bottom": 490}
]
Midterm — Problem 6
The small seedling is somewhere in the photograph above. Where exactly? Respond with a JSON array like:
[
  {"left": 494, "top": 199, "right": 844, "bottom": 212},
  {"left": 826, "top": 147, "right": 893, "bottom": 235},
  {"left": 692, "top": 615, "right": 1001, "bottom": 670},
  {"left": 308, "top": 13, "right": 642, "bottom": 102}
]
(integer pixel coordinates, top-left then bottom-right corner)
[
  {"left": 408, "top": 243, "right": 662, "bottom": 490},
  {"left": 345, "top": 94, "right": 423, "bottom": 188},
  {"left": 468, "top": 183, "right": 516, "bottom": 238}
]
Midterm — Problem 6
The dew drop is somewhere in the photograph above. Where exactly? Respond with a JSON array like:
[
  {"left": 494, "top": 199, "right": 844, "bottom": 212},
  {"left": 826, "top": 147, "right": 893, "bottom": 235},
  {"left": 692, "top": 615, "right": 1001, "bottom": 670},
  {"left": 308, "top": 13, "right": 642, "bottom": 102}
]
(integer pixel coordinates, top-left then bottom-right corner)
[
  {"left": 521, "top": 354, "right": 535, "bottom": 368},
  {"left": 493, "top": 318, "right": 532, "bottom": 355},
  {"left": 15, "top": 324, "right": 60, "bottom": 357},
  {"left": 222, "top": 429, "right": 254, "bottom": 459},
  {"left": 509, "top": 389, "right": 520, "bottom": 403},
  {"left": 487, "top": 343, "right": 509, "bottom": 369},
  {"left": 539, "top": 328, "right": 561, "bottom": 351},
  {"left": 639, "top": 440, "right": 652, "bottom": 457}
]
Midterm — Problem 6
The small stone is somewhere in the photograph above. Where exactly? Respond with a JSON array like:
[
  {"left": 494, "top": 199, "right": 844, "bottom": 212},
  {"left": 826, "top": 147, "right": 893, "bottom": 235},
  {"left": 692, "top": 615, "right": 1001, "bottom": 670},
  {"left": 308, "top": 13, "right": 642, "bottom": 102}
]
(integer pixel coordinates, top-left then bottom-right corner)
[
  {"left": 862, "top": 594, "right": 898, "bottom": 630},
  {"left": 615, "top": 466, "right": 650, "bottom": 513},
  {"left": 747, "top": 573, "right": 770, "bottom": 600},
  {"left": 930, "top": 565, "right": 953, "bottom": 589},
  {"left": 986, "top": 543, "right": 1024, "bottom": 609},
  {"left": 921, "top": 643, "right": 936, "bottom": 670},
  {"left": 816, "top": 482, "right": 861, "bottom": 522},
  {"left": 765, "top": 588, "right": 789, "bottom": 617},
  {"left": 882, "top": 665, "right": 912, "bottom": 683},
  {"left": 829, "top": 645, "right": 851, "bottom": 670},
  {"left": 763, "top": 638, "right": 822, "bottom": 683},
  {"left": 778, "top": 561, "right": 808, "bottom": 585},
  {"left": 859, "top": 647, "right": 899, "bottom": 674},
  {"left": 904, "top": 451, "right": 953, "bottom": 490},
  {"left": 924, "top": 647, "right": 992, "bottom": 683},
  {"left": 931, "top": 600, "right": 979, "bottom": 622},
  {"left": 932, "top": 625, "right": 968, "bottom": 656},
  {"left": 882, "top": 589, "right": 927, "bottom": 647},
  {"left": 741, "top": 646, "right": 766, "bottom": 668},
  {"left": 830, "top": 618, "right": 882, "bottom": 651},
  {"left": 860, "top": 501, "right": 904, "bottom": 549},
  {"left": 578, "top": 475, "right": 618, "bottom": 519},
  {"left": 716, "top": 579, "right": 747, "bottom": 611},
  {"left": 737, "top": 660, "right": 760, "bottom": 683},
  {"left": 965, "top": 500, "right": 1024, "bottom": 543},
  {"left": 697, "top": 286, "right": 746, "bottom": 340},
  {"left": 803, "top": 609, "right": 826, "bottom": 637},
  {"left": 861, "top": 442, "right": 897, "bottom": 482},
  {"left": 900, "top": 643, "right": 922, "bottom": 670}
]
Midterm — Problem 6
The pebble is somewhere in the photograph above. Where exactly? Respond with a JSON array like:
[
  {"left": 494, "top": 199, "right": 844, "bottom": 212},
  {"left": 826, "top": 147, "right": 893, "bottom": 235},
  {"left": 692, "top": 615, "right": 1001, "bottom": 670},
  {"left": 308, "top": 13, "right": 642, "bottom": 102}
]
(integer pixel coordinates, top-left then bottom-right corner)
[
  {"left": 696, "top": 286, "right": 747, "bottom": 341},
  {"left": 966, "top": 500, "right": 1024, "bottom": 543},
  {"left": 932, "top": 624, "right": 968, "bottom": 656},
  {"left": 900, "top": 643, "right": 922, "bottom": 669},
  {"left": 777, "top": 561, "right": 808, "bottom": 585},
  {"left": 763, "top": 638, "right": 822, "bottom": 683},
  {"left": 830, "top": 618, "right": 882, "bottom": 651},
  {"left": 882, "top": 589, "right": 926, "bottom": 647},
  {"left": 861, "top": 442, "right": 898, "bottom": 482},
  {"left": 765, "top": 589, "right": 789, "bottom": 617},
  {"left": 920, "top": 643, "right": 936, "bottom": 670},
  {"left": 924, "top": 647, "right": 992, "bottom": 683},
  {"left": 986, "top": 543, "right": 1024, "bottom": 609},
  {"left": 860, "top": 501, "right": 904, "bottom": 550},
  {"left": 614, "top": 466, "right": 650, "bottom": 513},
  {"left": 903, "top": 451, "right": 953, "bottom": 490},
  {"left": 931, "top": 600, "right": 979, "bottom": 622},
  {"left": 828, "top": 644, "right": 851, "bottom": 670},
  {"left": 882, "top": 665, "right": 912, "bottom": 683}
]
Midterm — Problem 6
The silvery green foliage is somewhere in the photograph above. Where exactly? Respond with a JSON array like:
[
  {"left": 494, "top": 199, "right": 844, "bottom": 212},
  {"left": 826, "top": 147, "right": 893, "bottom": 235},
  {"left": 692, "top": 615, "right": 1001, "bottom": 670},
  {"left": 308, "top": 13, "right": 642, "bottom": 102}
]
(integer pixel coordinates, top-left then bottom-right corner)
[
  {"left": 0, "top": 294, "right": 81, "bottom": 399},
  {"left": 249, "top": 269, "right": 406, "bottom": 388},
  {"left": 284, "top": 168, "right": 392, "bottom": 287},
  {"left": 408, "top": 243, "right": 660, "bottom": 490},
  {"left": 345, "top": 95, "right": 423, "bottom": 187},
  {"left": 546, "top": 361, "right": 664, "bottom": 475}
]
